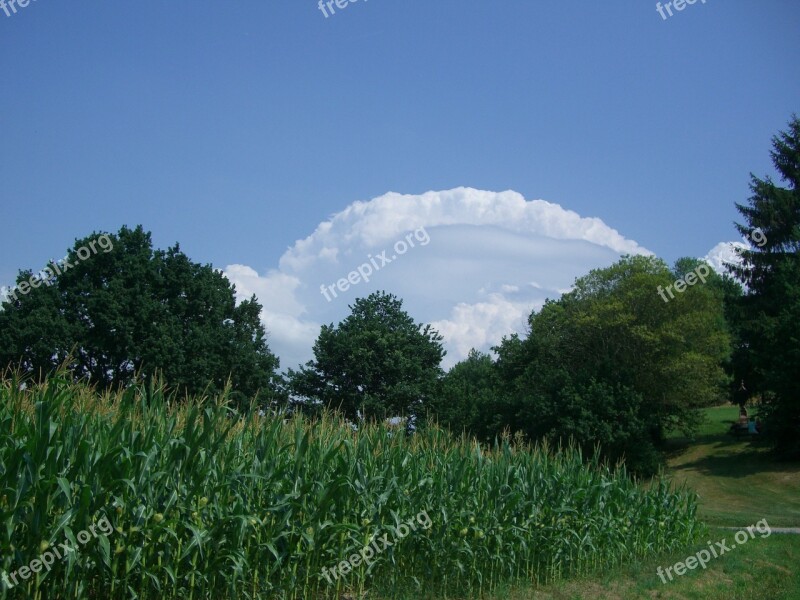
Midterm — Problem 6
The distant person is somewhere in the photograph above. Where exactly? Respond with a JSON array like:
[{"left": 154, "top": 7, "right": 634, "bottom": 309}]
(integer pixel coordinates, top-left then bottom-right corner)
[
  {"left": 748, "top": 418, "right": 758, "bottom": 435},
  {"left": 735, "top": 380, "right": 749, "bottom": 415}
]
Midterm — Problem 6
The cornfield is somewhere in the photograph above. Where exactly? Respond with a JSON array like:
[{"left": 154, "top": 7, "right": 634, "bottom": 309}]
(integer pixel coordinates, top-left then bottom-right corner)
[{"left": 0, "top": 373, "right": 704, "bottom": 599}]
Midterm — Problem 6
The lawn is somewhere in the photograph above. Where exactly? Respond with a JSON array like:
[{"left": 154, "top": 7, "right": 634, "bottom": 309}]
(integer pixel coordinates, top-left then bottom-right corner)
[
  {"left": 665, "top": 405, "right": 800, "bottom": 528},
  {"left": 495, "top": 526, "right": 800, "bottom": 600}
]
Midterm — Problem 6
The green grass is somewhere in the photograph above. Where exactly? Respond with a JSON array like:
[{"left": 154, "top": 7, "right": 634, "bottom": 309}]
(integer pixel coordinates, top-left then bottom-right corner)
[
  {"left": 485, "top": 404, "right": 800, "bottom": 599},
  {"left": 665, "top": 405, "right": 800, "bottom": 528},
  {"left": 493, "top": 527, "right": 800, "bottom": 600}
]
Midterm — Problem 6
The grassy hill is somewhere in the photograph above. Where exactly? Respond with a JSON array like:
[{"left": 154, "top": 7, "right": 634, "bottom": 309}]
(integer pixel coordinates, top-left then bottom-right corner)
[{"left": 665, "top": 405, "right": 800, "bottom": 528}]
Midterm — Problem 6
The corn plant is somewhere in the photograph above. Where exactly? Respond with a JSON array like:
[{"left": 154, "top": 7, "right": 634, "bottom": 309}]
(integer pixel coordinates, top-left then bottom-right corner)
[{"left": 0, "top": 372, "right": 704, "bottom": 599}]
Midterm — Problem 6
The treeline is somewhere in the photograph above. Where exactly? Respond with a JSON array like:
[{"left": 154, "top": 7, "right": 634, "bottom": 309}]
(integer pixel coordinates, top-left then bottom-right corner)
[
  {"left": 287, "top": 257, "right": 734, "bottom": 476},
  {"left": 1, "top": 117, "right": 798, "bottom": 474}
]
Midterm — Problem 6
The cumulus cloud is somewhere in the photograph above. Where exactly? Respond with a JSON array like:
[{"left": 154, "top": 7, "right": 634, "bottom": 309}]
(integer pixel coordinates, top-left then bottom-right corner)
[
  {"left": 429, "top": 294, "right": 537, "bottom": 359},
  {"left": 703, "top": 241, "right": 746, "bottom": 274},
  {"left": 224, "top": 265, "right": 320, "bottom": 367},
  {"left": 223, "top": 188, "right": 652, "bottom": 370}
]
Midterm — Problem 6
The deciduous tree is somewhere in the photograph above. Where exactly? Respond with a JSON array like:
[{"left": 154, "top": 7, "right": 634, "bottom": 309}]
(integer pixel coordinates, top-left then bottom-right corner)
[
  {"left": 288, "top": 291, "right": 444, "bottom": 422},
  {"left": 0, "top": 225, "right": 281, "bottom": 408}
]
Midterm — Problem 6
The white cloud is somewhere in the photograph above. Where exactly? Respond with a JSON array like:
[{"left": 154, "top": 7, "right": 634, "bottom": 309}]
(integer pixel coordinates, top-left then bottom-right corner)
[
  {"left": 430, "top": 294, "right": 537, "bottom": 360},
  {"left": 224, "top": 265, "right": 319, "bottom": 367},
  {"left": 225, "top": 265, "right": 305, "bottom": 317},
  {"left": 703, "top": 241, "right": 746, "bottom": 274},
  {"left": 223, "top": 188, "right": 652, "bottom": 371}
]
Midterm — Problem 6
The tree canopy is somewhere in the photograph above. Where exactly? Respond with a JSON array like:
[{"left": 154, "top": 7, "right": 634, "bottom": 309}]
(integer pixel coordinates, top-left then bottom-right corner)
[
  {"left": 428, "top": 349, "right": 503, "bottom": 442},
  {"left": 288, "top": 291, "right": 445, "bottom": 422},
  {"left": 0, "top": 225, "right": 280, "bottom": 408},
  {"left": 432, "top": 254, "right": 733, "bottom": 475}
]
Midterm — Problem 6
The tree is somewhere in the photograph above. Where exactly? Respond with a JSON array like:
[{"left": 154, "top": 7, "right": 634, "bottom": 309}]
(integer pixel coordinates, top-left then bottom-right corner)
[
  {"left": 288, "top": 291, "right": 444, "bottom": 422},
  {"left": 0, "top": 225, "right": 281, "bottom": 408},
  {"left": 428, "top": 350, "right": 504, "bottom": 442},
  {"left": 729, "top": 115, "right": 800, "bottom": 457},
  {"left": 494, "top": 254, "right": 732, "bottom": 474}
]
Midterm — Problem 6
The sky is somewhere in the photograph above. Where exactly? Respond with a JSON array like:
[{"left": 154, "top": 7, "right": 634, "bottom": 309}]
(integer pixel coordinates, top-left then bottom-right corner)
[{"left": 1, "top": 1, "right": 798, "bottom": 370}]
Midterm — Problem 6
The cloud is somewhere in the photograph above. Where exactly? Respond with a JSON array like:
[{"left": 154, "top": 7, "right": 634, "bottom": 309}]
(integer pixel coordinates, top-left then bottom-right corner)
[
  {"left": 430, "top": 294, "right": 537, "bottom": 359},
  {"left": 223, "top": 188, "right": 652, "bottom": 370},
  {"left": 224, "top": 265, "right": 319, "bottom": 366},
  {"left": 703, "top": 241, "right": 746, "bottom": 274}
]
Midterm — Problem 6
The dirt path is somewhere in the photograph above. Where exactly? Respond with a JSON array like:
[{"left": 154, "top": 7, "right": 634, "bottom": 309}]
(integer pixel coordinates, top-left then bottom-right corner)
[{"left": 721, "top": 527, "right": 800, "bottom": 534}]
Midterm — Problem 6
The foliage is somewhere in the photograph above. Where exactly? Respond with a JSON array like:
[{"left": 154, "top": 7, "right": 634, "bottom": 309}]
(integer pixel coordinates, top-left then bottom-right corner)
[
  {"left": 288, "top": 291, "right": 444, "bottom": 422},
  {"left": 427, "top": 350, "right": 504, "bottom": 441},
  {"left": 492, "top": 254, "right": 732, "bottom": 475},
  {"left": 0, "top": 226, "right": 280, "bottom": 408},
  {"left": 729, "top": 115, "right": 800, "bottom": 458},
  {"left": 0, "top": 372, "right": 703, "bottom": 599}
]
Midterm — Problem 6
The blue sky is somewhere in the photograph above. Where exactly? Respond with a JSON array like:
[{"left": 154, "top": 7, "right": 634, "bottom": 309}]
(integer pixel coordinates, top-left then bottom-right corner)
[{"left": 1, "top": 1, "right": 798, "bottom": 369}]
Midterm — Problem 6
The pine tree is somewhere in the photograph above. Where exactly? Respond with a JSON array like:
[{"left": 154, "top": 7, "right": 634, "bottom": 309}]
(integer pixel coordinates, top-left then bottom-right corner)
[{"left": 731, "top": 115, "right": 800, "bottom": 457}]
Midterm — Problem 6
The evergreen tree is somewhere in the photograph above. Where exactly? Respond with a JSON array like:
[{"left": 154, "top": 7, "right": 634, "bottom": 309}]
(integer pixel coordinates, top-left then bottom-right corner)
[{"left": 730, "top": 116, "right": 800, "bottom": 457}]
